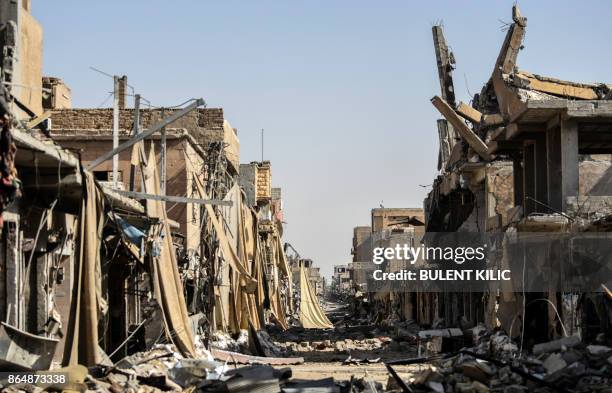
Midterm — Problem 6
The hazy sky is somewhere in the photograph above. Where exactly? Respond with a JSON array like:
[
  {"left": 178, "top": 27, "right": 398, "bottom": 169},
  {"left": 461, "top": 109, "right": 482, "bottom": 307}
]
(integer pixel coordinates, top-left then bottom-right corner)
[{"left": 34, "top": 1, "right": 612, "bottom": 278}]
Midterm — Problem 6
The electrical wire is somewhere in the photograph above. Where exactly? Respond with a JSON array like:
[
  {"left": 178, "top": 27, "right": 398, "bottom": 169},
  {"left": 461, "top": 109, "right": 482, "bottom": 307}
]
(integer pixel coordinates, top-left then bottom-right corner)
[
  {"left": 20, "top": 199, "right": 58, "bottom": 296},
  {"left": 107, "top": 315, "right": 152, "bottom": 359},
  {"left": 526, "top": 298, "right": 569, "bottom": 338},
  {"left": 96, "top": 92, "right": 114, "bottom": 108}
]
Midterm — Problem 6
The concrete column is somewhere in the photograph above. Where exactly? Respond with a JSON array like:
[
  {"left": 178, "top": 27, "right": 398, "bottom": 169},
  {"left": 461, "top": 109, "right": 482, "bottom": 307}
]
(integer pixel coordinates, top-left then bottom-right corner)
[
  {"left": 512, "top": 152, "right": 523, "bottom": 208},
  {"left": 118, "top": 76, "right": 128, "bottom": 109},
  {"left": 523, "top": 143, "right": 536, "bottom": 215},
  {"left": 4, "top": 218, "right": 22, "bottom": 328},
  {"left": 547, "top": 119, "right": 579, "bottom": 211},
  {"left": 534, "top": 134, "right": 548, "bottom": 212}
]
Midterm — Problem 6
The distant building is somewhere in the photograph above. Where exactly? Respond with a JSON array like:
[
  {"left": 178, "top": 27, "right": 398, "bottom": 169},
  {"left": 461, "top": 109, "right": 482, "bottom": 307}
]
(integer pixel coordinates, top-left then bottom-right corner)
[
  {"left": 349, "top": 261, "right": 373, "bottom": 291},
  {"left": 371, "top": 207, "right": 425, "bottom": 232},
  {"left": 42, "top": 76, "right": 72, "bottom": 109},
  {"left": 351, "top": 226, "right": 372, "bottom": 262},
  {"left": 350, "top": 208, "right": 425, "bottom": 291},
  {"left": 290, "top": 258, "right": 325, "bottom": 297},
  {"left": 333, "top": 264, "right": 351, "bottom": 293}
]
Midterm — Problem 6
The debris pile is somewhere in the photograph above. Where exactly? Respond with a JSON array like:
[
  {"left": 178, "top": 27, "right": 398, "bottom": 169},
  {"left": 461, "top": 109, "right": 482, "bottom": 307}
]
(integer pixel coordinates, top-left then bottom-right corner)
[
  {"left": 398, "top": 328, "right": 612, "bottom": 393},
  {"left": 2, "top": 343, "right": 341, "bottom": 393}
]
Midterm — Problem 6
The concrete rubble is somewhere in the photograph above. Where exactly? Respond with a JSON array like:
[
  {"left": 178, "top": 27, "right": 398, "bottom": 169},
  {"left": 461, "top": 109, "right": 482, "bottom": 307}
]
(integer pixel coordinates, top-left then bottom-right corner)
[{"left": 396, "top": 328, "right": 611, "bottom": 393}]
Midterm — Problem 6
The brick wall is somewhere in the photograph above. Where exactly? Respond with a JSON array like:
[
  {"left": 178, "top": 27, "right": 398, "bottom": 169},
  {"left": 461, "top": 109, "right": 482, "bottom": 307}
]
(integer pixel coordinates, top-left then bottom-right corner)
[
  {"left": 256, "top": 162, "right": 272, "bottom": 202},
  {"left": 50, "top": 107, "right": 224, "bottom": 142},
  {"left": 49, "top": 107, "right": 243, "bottom": 172}
]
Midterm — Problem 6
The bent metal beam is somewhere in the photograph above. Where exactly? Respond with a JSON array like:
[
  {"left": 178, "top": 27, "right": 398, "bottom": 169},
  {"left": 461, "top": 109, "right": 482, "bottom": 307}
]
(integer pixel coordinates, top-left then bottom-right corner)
[
  {"left": 110, "top": 189, "right": 232, "bottom": 207},
  {"left": 86, "top": 98, "right": 205, "bottom": 170}
]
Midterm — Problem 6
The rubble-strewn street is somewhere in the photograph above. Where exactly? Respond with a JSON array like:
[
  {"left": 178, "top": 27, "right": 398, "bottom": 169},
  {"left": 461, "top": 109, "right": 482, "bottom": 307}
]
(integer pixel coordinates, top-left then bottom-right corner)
[{"left": 0, "top": 1, "right": 610, "bottom": 392}]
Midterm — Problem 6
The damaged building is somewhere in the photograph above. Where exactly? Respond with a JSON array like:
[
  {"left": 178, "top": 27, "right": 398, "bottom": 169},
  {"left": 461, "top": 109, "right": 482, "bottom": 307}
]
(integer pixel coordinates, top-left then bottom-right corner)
[
  {"left": 423, "top": 6, "right": 612, "bottom": 342},
  {"left": 0, "top": 0, "right": 333, "bottom": 377},
  {"left": 329, "top": 7, "right": 612, "bottom": 391}
]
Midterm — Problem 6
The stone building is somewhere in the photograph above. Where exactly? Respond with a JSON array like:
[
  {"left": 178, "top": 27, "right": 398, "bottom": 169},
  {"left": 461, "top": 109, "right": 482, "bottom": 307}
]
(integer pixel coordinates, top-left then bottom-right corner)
[
  {"left": 423, "top": 6, "right": 612, "bottom": 340},
  {"left": 48, "top": 107, "right": 240, "bottom": 253},
  {"left": 0, "top": 0, "right": 43, "bottom": 117},
  {"left": 349, "top": 209, "right": 425, "bottom": 292},
  {"left": 42, "top": 77, "right": 72, "bottom": 110},
  {"left": 333, "top": 264, "right": 351, "bottom": 293},
  {"left": 371, "top": 207, "right": 425, "bottom": 232}
]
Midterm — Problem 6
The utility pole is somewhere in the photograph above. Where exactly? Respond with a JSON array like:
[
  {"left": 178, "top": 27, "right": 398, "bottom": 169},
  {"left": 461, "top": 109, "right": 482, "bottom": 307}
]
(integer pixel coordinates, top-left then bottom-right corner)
[
  {"left": 129, "top": 94, "right": 140, "bottom": 192},
  {"left": 161, "top": 108, "right": 167, "bottom": 195},
  {"left": 112, "top": 76, "right": 120, "bottom": 189}
]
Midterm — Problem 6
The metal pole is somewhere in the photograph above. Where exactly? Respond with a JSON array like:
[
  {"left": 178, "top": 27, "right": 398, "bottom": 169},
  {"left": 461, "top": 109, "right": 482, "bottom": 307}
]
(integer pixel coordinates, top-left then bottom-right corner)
[
  {"left": 261, "top": 128, "right": 264, "bottom": 162},
  {"left": 111, "top": 189, "right": 233, "bottom": 207},
  {"left": 133, "top": 94, "right": 140, "bottom": 134},
  {"left": 161, "top": 108, "right": 166, "bottom": 195},
  {"left": 112, "top": 76, "right": 120, "bottom": 189},
  {"left": 129, "top": 94, "right": 140, "bottom": 191}
]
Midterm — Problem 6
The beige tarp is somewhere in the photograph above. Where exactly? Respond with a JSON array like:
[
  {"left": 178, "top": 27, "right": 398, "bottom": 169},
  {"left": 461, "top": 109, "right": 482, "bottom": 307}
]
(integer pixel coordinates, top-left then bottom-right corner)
[
  {"left": 192, "top": 175, "right": 260, "bottom": 333},
  {"left": 143, "top": 146, "right": 196, "bottom": 358},
  {"left": 63, "top": 171, "right": 106, "bottom": 366},
  {"left": 193, "top": 175, "right": 257, "bottom": 286},
  {"left": 299, "top": 263, "right": 333, "bottom": 329},
  {"left": 268, "top": 235, "right": 290, "bottom": 330},
  {"left": 234, "top": 197, "right": 268, "bottom": 331},
  {"left": 191, "top": 174, "right": 293, "bottom": 333}
]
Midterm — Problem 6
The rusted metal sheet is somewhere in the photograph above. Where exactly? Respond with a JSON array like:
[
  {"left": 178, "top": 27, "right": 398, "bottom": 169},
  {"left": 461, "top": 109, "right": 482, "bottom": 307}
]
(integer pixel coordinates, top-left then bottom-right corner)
[{"left": 0, "top": 322, "right": 59, "bottom": 371}]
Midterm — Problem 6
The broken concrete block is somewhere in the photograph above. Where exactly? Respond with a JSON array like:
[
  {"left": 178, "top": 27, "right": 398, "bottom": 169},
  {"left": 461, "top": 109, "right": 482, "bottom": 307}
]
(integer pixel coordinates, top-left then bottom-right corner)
[
  {"left": 427, "top": 381, "right": 445, "bottom": 393},
  {"left": 532, "top": 335, "right": 580, "bottom": 355},
  {"left": 543, "top": 353, "right": 567, "bottom": 374},
  {"left": 561, "top": 349, "right": 583, "bottom": 364},
  {"left": 458, "top": 362, "right": 492, "bottom": 383},
  {"left": 471, "top": 380, "right": 490, "bottom": 393},
  {"left": 586, "top": 345, "right": 611, "bottom": 356},
  {"left": 427, "top": 336, "right": 443, "bottom": 353},
  {"left": 419, "top": 328, "right": 463, "bottom": 339}
]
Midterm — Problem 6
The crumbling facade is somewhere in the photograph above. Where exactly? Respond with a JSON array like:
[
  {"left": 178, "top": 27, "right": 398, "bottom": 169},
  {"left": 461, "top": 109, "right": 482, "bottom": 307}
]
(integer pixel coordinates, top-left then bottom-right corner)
[
  {"left": 0, "top": 1, "right": 310, "bottom": 373},
  {"left": 424, "top": 6, "right": 612, "bottom": 342}
]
